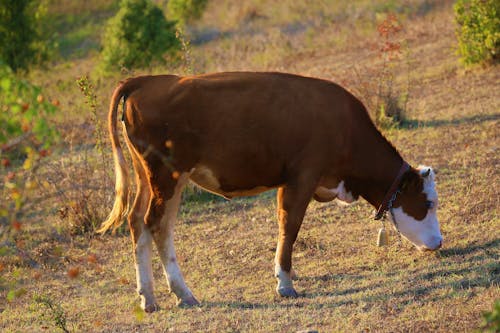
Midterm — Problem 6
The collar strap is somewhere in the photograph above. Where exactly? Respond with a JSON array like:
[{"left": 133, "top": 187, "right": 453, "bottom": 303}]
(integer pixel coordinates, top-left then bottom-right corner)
[{"left": 374, "top": 161, "right": 410, "bottom": 220}]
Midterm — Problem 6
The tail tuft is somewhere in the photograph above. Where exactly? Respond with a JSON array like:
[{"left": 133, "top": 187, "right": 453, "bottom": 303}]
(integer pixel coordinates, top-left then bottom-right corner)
[{"left": 98, "top": 83, "right": 131, "bottom": 234}]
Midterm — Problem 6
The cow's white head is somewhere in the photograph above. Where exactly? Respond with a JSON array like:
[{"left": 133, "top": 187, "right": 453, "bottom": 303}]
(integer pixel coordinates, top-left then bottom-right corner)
[{"left": 391, "top": 166, "right": 443, "bottom": 251}]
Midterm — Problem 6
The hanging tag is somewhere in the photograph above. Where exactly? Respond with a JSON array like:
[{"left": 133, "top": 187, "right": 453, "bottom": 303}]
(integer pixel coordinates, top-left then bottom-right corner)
[{"left": 377, "top": 227, "right": 389, "bottom": 246}]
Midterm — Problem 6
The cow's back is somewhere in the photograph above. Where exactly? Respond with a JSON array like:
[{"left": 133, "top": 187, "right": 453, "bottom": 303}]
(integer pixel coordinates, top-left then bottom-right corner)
[{"left": 123, "top": 72, "right": 367, "bottom": 194}]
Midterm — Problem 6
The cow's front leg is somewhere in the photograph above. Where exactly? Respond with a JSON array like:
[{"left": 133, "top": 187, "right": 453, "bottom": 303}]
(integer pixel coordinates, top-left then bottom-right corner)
[
  {"left": 150, "top": 172, "right": 199, "bottom": 307},
  {"left": 274, "top": 181, "right": 314, "bottom": 297}
]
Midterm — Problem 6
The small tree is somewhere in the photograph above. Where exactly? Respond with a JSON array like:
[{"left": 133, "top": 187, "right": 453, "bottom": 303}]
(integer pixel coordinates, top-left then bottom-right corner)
[
  {"left": 167, "top": 0, "right": 208, "bottom": 26},
  {"left": 100, "top": 0, "right": 179, "bottom": 72},
  {"left": 454, "top": 0, "right": 499, "bottom": 66},
  {"left": 0, "top": 0, "right": 50, "bottom": 72}
]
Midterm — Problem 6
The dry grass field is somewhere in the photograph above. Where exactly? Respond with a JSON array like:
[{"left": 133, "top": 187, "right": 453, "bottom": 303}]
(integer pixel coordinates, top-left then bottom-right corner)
[{"left": 1, "top": 0, "right": 499, "bottom": 332}]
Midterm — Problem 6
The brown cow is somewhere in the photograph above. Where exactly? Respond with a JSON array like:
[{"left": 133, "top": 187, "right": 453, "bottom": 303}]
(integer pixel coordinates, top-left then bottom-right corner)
[{"left": 99, "top": 72, "right": 442, "bottom": 312}]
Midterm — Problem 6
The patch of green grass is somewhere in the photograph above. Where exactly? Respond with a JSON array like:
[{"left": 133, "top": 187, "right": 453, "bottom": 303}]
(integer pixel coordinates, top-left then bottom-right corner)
[
  {"left": 57, "top": 23, "right": 101, "bottom": 58},
  {"left": 48, "top": 1, "right": 118, "bottom": 59}
]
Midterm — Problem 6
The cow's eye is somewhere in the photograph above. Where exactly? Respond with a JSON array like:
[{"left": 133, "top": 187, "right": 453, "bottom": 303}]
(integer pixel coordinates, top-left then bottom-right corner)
[{"left": 425, "top": 200, "right": 434, "bottom": 209}]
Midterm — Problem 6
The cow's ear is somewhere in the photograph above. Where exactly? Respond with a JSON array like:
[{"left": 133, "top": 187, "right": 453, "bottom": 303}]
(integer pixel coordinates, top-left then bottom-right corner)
[
  {"left": 421, "top": 168, "right": 431, "bottom": 178},
  {"left": 417, "top": 165, "right": 435, "bottom": 180}
]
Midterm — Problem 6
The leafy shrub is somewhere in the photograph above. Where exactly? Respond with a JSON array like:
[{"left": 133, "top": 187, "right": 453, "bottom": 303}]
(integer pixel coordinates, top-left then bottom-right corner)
[
  {"left": 0, "top": 62, "right": 58, "bottom": 151},
  {"left": 0, "top": 0, "right": 52, "bottom": 72},
  {"left": 0, "top": 61, "right": 58, "bottom": 274},
  {"left": 57, "top": 76, "right": 114, "bottom": 236},
  {"left": 167, "top": 0, "right": 208, "bottom": 26},
  {"left": 454, "top": 0, "right": 499, "bottom": 65},
  {"left": 100, "top": 0, "right": 180, "bottom": 71}
]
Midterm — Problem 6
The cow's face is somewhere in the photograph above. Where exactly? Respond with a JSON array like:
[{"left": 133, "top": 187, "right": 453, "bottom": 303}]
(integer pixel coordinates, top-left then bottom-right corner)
[{"left": 391, "top": 166, "right": 443, "bottom": 251}]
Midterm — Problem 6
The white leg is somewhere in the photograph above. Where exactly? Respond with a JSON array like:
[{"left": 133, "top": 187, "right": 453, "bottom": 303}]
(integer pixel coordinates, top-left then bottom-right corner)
[
  {"left": 153, "top": 173, "right": 198, "bottom": 306},
  {"left": 125, "top": 136, "right": 159, "bottom": 312},
  {"left": 159, "top": 228, "right": 198, "bottom": 306},
  {"left": 135, "top": 227, "right": 158, "bottom": 312},
  {"left": 274, "top": 245, "right": 297, "bottom": 297}
]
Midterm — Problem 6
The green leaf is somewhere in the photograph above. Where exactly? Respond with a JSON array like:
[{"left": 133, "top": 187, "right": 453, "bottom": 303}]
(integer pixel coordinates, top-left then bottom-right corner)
[
  {"left": 134, "top": 304, "right": 145, "bottom": 322},
  {"left": 0, "top": 77, "right": 11, "bottom": 91},
  {"left": 0, "top": 246, "right": 10, "bottom": 256},
  {"left": 11, "top": 104, "right": 21, "bottom": 114},
  {"left": 6, "top": 290, "right": 16, "bottom": 302}
]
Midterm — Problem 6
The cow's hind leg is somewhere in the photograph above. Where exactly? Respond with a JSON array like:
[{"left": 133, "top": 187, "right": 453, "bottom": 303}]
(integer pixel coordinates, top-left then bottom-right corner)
[
  {"left": 147, "top": 169, "right": 199, "bottom": 307},
  {"left": 275, "top": 179, "right": 315, "bottom": 297},
  {"left": 126, "top": 141, "right": 158, "bottom": 312}
]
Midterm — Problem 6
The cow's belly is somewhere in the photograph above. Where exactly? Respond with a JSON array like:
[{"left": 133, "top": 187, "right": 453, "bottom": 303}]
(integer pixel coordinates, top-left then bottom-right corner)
[
  {"left": 189, "top": 165, "right": 276, "bottom": 199},
  {"left": 313, "top": 180, "right": 356, "bottom": 204}
]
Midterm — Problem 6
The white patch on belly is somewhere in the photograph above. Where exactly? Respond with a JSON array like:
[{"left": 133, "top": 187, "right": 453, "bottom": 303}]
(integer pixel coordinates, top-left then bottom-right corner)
[
  {"left": 190, "top": 165, "right": 274, "bottom": 198},
  {"left": 315, "top": 180, "right": 355, "bottom": 204},
  {"left": 190, "top": 165, "right": 220, "bottom": 191}
]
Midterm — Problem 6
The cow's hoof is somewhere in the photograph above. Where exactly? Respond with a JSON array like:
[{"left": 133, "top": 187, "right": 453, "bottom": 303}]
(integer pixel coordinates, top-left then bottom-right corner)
[
  {"left": 277, "top": 287, "right": 298, "bottom": 298},
  {"left": 177, "top": 295, "right": 200, "bottom": 307},
  {"left": 143, "top": 302, "right": 160, "bottom": 313}
]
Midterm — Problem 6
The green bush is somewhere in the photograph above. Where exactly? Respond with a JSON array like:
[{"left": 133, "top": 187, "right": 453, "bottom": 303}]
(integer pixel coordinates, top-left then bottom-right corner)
[
  {"left": 0, "top": 0, "right": 52, "bottom": 72},
  {"left": 454, "top": 0, "right": 500, "bottom": 65},
  {"left": 1, "top": 61, "right": 58, "bottom": 261},
  {"left": 0, "top": 62, "right": 58, "bottom": 149},
  {"left": 100, "top": 0, "right": 179, "bottom": 72},
  {"left": 167, "top": 0, "right": 208, "bottom": 26}
]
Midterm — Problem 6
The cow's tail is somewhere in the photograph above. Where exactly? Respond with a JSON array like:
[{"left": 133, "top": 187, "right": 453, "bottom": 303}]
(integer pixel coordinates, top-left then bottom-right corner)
[{"left": 98, "top": 82, "right": 131, "bottom": 234}]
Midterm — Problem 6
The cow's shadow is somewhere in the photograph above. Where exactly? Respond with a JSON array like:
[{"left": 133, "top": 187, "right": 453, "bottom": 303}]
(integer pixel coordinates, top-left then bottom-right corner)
[
  {"left": 202, "top": 238, "right": 499, "bottom": 310},
  {"left": 302, "top": 238, "right": 499, "bottom": 304},
  {"left": 402, "top": 113, "right": 499, "bottom": 129},
  {"left": 438, "top": 238, "right": 499, "bottom": 257}
]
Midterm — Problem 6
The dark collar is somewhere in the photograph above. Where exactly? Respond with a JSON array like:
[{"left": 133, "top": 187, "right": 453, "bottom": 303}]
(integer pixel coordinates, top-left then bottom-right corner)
[{"left": 374, "top": 161, "right": 410, "bottom": 220}]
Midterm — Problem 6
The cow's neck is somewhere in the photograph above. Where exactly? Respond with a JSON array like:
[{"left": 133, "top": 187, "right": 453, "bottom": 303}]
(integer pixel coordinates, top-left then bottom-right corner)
[{"left": 346, "top": 125, "right": 405, "bottom": 210}]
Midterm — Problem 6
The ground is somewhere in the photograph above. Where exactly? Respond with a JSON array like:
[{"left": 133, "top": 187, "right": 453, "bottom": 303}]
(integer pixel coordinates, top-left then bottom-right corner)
[{"left": 0, "top": 0, "right": 498, "bottom": 332}]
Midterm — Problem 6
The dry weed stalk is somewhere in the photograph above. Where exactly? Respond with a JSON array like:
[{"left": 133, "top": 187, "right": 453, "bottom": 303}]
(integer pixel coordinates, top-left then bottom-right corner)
[{"left": 350, "top": 13, "right": 411, "bottom": 128}]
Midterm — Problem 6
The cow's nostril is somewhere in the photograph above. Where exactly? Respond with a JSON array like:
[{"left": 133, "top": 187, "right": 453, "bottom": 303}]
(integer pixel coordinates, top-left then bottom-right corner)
[
  {"left": 428, "top": 239, "right": 442, "bottom": 251},
  {"left": 421, "top": 239, "right": 442, "bottom": 252}
]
